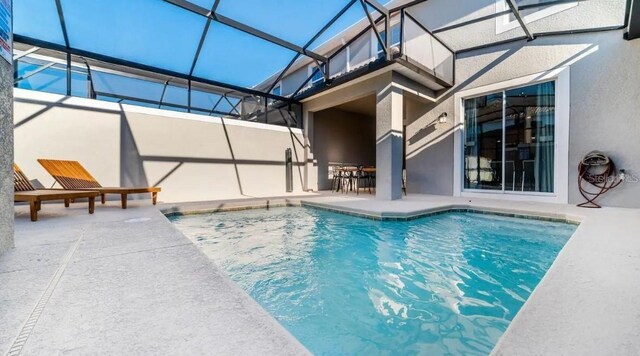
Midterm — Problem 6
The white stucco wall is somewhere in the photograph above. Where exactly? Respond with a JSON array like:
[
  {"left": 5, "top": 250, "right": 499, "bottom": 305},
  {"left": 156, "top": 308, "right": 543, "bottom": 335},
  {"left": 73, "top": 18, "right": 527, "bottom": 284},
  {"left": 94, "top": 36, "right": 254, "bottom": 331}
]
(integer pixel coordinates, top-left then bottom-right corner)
[
  {"left": 411, "top": 0, "right": 626, "bottom": 51},
  {"left": 14, "top": 89, "right": 305, "bottom": 203}
]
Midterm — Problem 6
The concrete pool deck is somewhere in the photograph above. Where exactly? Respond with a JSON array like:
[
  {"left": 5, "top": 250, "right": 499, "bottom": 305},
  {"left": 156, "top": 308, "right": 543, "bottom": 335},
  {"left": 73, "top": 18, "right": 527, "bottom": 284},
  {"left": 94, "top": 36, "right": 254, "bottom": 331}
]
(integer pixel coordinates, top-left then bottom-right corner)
[
  {"left": 2, "top": 201, "right": 309, "bottom": 356},
  {"left": 3, "top": 193, "right": 640, "bottom": 355}
]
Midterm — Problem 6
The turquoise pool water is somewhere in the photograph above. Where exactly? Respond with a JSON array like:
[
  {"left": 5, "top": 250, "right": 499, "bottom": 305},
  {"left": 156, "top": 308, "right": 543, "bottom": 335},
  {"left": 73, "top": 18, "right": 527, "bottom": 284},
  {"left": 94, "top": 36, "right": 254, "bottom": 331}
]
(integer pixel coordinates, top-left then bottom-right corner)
[{"left": 171, "top": 208, "right": 575, "bottom": 355}]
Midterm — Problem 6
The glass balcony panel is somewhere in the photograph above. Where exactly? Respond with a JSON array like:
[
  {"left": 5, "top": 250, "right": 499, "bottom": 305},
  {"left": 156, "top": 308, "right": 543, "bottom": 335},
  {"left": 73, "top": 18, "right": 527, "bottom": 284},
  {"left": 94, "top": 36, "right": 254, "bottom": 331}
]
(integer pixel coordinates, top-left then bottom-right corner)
[
  {"left": 432, "top": 40, "right": 455, "bottom": 84},
  {"left": 329, "top": 48, "right": 348, "bottom": 78},
  {"left": 404, "top": 16, "right": 434, "bottom": 69},
  {"left": 348, "top": 30, "right": 374, "bottom": 69},
  {"left": 402, "top": 15, "right": 454, "bottom": 85}
]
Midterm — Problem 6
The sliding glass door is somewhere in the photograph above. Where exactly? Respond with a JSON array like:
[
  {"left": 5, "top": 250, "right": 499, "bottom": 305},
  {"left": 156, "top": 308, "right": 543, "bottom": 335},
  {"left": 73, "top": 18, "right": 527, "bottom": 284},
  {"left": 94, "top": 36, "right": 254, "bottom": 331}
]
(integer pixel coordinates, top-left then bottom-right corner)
[{"left": 463, "top": 81, "right": 555, "bottom": 194}]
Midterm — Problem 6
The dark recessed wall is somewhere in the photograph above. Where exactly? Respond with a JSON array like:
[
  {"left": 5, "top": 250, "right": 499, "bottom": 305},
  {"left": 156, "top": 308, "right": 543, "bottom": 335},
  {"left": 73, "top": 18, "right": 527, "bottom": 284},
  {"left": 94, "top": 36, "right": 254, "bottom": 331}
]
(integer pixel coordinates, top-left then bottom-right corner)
[{"left": 313, "top": 108, "right": 376, "bottom": 190}]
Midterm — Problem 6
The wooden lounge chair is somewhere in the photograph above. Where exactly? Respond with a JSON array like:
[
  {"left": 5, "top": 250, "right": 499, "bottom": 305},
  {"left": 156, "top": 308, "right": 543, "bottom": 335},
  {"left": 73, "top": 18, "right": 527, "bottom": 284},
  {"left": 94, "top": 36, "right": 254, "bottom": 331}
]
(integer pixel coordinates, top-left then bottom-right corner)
[
  {"left": 13, "top": 163, "right": 99, "bottom": 222},
  {"left": 38, "top": 159, "right": 161, "bottom": 209}
]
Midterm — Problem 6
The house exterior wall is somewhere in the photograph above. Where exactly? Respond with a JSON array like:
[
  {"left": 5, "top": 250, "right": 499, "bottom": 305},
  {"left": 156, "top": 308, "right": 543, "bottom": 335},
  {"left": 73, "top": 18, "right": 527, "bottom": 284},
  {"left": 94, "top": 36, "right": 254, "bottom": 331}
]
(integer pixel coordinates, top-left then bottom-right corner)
[
  {"left": 0, "top": 56, "right": 13, "bottom": 254},
  {"left": 301, "top": 0, "right": 638, "bottom": 207},
  {"left": 405, "top": 30, "right": 640, "bottom": 207},
  {"left": 13, "top": 89, "right": 305, "bottom": 203},
  {"left": 411, "top": 0, "right": 625, "bottom": 51}
]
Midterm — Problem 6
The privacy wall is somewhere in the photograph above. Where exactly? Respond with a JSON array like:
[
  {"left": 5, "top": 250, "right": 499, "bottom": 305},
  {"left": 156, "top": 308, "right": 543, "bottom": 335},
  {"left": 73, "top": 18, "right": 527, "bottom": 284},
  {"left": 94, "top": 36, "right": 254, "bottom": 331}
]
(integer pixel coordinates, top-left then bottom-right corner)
[{"left": 14, "top": 89, "right": 305, "bottom": 203}]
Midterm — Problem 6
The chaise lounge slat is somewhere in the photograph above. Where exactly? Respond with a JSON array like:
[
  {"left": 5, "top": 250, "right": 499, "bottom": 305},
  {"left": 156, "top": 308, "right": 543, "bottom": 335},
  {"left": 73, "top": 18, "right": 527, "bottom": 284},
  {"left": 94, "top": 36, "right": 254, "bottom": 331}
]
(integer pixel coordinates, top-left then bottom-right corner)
[
  {"left": 37, "top": 159, "right": 161, "bottom": 209},
  {"left": 13, "top": 163, "right": 99, "bottom": 221}
]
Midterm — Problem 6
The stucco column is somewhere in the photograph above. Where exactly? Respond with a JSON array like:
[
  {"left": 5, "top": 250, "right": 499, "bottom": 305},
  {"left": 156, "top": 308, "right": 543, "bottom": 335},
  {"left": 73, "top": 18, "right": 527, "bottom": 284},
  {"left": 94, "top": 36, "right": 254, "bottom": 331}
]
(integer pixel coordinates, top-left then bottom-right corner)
[
  {"left": 376, "top": 84, "right": 403, "bottom": 200},
  {"left": 0, "top": 16, "right": 13, "bottom": 254}
]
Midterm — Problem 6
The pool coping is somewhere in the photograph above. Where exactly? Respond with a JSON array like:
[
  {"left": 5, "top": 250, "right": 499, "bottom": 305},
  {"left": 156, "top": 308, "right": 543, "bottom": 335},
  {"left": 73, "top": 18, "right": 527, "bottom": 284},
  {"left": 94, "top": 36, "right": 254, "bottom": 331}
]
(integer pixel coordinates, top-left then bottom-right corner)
[
  {"left": 162, "top": 199, "right": 583, "bottom": 225},
  {"left": 299, "top": 200, "right": 583, "bottom": 224}
]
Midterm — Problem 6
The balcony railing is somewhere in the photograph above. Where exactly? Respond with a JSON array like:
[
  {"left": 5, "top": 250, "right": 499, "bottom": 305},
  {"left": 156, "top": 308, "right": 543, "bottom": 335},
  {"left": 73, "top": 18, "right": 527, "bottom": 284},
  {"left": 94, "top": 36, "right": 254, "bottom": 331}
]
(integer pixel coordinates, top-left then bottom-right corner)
[
  {"left": 297, "top": 6, "right": 455, "bottom": 96},
  {"left": 400, "top": 12, "right": 455, "bottom": 86}
]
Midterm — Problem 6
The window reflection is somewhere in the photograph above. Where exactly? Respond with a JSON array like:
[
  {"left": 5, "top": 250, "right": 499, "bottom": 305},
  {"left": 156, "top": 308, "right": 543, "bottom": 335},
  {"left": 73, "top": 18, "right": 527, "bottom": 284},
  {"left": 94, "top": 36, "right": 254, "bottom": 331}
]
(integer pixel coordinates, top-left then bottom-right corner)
[
  {"left": 505, "top": 82, "right": 555, "bottom": 193},
  {"left": 464, "top": 93, "right": 504, "bottom": 190},
  {"left": 463, "top": 81, "right": 555, "bottom": 193}
]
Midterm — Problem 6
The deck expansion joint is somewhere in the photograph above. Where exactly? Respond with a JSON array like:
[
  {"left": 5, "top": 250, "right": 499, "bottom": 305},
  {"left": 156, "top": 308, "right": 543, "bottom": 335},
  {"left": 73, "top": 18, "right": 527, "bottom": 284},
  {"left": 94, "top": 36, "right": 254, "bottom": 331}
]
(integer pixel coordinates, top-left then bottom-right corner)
[{"left": 5, "top": 226, "right": 88, "bottom": 356}]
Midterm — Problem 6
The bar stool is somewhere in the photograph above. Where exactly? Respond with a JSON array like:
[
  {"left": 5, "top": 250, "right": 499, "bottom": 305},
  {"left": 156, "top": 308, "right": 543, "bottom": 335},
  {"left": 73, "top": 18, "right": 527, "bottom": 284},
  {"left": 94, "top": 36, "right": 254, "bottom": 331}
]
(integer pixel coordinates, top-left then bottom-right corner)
[
  {"left": 331, "top": 166, "right": 344, "bottom": 192},
  {"left": 354, "top": 166, "right": 368, "bottom": 195},
  {"left": 342, "top": 167, "right": 355, "bottom": 194},
  {"left": 367, "top": 168, "right": 376, "bottom": 194}
]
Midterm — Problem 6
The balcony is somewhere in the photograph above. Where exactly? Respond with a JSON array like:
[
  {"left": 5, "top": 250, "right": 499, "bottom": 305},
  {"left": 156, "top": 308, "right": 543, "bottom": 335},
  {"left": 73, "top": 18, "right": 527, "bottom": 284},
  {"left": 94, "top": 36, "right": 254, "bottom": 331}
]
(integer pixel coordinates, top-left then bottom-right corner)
[{"left": 294, "top": 5, "right": 455, "bottom": 100}]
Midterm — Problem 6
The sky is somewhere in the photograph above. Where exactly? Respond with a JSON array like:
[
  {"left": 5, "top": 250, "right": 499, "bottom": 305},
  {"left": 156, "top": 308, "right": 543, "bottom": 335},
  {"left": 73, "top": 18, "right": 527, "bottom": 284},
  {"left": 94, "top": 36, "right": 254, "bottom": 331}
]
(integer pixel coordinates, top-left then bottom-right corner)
[{"left": 14, "top": 0, "right": 375, "bottom": 88}]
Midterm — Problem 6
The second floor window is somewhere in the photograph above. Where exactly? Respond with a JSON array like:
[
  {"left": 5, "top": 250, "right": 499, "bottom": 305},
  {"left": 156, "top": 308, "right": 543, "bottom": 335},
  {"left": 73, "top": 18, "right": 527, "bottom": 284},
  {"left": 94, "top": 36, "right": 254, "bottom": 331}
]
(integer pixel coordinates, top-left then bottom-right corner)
[
  {"left": 377, "top": 24, "right": 401, "bottom": 56},
  {"left": 272, "top": 84, "right": 281, "bottom": 96},
  {"left": 310, "top": 65, "right": 324, "bottom": 84}
]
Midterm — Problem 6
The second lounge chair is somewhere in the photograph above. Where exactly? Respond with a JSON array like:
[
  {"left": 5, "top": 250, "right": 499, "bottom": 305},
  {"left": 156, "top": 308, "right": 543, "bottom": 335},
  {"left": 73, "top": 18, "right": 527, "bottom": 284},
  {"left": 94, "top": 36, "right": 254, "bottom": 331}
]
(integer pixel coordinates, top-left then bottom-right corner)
[{"left": 38, "top": 159, "right": 161, "bottom": 209}]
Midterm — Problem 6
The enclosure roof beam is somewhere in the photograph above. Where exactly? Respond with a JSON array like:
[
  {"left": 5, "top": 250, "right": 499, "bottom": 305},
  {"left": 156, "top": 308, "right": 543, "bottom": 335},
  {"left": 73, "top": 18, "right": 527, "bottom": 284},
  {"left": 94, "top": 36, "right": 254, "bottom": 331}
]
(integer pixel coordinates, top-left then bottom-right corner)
[
  {"left": 267, "top": 0, "right": 358, "bottom": 94},
  {"left": 163, "top": 0, "right": 328, "bottom": 63},
  {"left": 54, "top": 0, "right": 70, "bottom": 48},
  {"left": 360, "top": 0, "right": 388, "bottom": 55},
  {"left": 364, "top": 0, "right": 389, "bottom": 16},
  {"left": 188, "top": 0, "right": 220, "bottom": 76},
  {"left": 14, "top": 34, "right": 299, "bottom": 103},
  {"left": 505, "top": 0, "right": 535, "bottom": 40}
]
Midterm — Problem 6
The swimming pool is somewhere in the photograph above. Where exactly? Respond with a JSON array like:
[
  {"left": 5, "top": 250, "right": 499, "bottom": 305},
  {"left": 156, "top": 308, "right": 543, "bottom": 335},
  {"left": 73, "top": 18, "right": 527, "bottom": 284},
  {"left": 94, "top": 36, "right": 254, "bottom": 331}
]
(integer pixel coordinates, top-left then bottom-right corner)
[{"left": 171, "top": 207, "right": 575, "bottom": 355}]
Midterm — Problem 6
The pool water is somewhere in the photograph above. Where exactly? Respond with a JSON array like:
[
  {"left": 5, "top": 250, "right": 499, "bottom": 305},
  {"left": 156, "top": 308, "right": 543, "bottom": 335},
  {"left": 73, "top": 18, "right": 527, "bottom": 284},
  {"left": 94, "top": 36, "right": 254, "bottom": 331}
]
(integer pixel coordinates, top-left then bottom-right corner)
[{"left": 171, "top": 208, "right": 575, "bottom": 355}]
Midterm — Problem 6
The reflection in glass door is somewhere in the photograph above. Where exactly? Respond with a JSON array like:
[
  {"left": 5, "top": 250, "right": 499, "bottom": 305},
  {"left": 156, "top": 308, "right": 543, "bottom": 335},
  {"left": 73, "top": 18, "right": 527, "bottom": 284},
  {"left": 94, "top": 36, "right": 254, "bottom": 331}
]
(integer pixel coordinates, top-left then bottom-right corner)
[
  {"left": 463, "top": 81, "right": 555, "bottom": 194},
  {"left": 464, "top": 93, "right": 503, "bottom": 190}
]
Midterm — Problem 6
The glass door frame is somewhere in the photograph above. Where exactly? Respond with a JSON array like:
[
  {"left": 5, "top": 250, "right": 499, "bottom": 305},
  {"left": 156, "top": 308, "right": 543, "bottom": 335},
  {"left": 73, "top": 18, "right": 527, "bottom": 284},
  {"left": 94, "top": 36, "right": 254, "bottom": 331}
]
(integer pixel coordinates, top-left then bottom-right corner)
[{"left": 452, "top": 67, "right": 570, "bottom": 204}]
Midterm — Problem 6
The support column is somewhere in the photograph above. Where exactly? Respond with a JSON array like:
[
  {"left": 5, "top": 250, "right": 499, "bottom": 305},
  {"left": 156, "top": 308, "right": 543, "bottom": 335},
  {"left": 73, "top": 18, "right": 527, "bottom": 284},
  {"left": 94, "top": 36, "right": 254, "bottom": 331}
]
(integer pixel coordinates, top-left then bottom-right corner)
[
  {"left": 376, "top": 84, "right": 404, "bottom": 200},
  {"left": 0, "top": 2, "right": 13, "bottom": 255}
]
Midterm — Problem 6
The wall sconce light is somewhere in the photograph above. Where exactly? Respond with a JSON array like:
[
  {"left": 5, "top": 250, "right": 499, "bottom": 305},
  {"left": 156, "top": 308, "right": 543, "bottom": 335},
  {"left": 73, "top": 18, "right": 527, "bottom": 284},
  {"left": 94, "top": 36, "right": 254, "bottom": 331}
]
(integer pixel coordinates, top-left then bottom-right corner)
[{"left": 438, "top": 112, "right": 448, "bottom": 124}]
